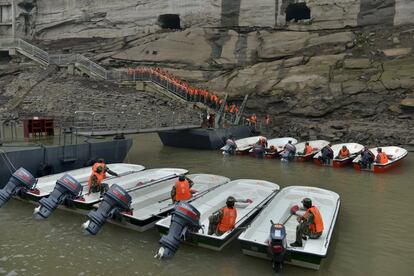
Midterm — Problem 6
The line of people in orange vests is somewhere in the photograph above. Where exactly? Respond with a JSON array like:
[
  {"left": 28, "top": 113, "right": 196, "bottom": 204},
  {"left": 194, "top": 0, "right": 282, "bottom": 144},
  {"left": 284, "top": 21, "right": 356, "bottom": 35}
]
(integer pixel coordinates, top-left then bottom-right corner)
[{"left": 127, "top": 67, "right": 241, "bottom": 117}]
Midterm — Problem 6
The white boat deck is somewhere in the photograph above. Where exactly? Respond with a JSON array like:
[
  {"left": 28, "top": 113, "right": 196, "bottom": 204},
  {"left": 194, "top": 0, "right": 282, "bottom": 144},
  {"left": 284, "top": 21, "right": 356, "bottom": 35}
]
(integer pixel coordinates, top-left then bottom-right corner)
[
  {"left": 239, "top": 186, "right": 340, "bottom": 257},
  {"left": 295, "top": 140, "right": 329, "bottom": 157},
  {"left": 353, "top": 146, "right": 408, "bottom": 166},
  {"left": 314, "top": 143, "right": 364, "bottom": 161},
  {"left": 156, "top": 179, "right": 280, "bottom": 247},
  {"left": 27, "top": 164, "right": 146, "bottom": 198},
  {"left": 73, "top": 168, "right": 188, "bottom": 204},
  {"left": 123, "top": 174, "right": 231, "bottom": 221}
]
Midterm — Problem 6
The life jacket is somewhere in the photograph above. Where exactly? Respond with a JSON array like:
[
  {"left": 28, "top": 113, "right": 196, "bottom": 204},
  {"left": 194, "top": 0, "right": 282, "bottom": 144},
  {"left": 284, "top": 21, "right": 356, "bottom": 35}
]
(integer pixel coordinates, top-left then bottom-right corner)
[
  {"left": 217, "top": 207, "right": 237, "bottom": 233},
  {"left": 305, "top": 145, "right": 314, "bottom": 155},
  {"left": 175, "top": 179, "right": 191, "bottom": 201},
  {"left": 92, "top": 162, "right": 106, "bottom": 179},
  {"left": 304, "top": 206, "right": 324, "bottom": 234},
  {"left": 88, "top": 171, "right": 104, "bottom": 188},
  {"left": 250, "top": 115, "right": 257, "bottom": 123},
  {"left": 339, "top": 148, "right": 350, "bottom": 158},
  {"left": 377, "top": 152, "right": 389, "bottom": 164}
]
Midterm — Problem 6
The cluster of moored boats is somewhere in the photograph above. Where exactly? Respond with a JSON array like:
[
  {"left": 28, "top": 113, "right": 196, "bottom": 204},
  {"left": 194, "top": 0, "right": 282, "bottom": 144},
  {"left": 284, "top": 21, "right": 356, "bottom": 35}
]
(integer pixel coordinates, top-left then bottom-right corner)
[
  {"left": 222, "top": 136, "right": 408, "bottom": 173},
  {"left": 0, "top": 164, "right": 340, "bottom": 272}
]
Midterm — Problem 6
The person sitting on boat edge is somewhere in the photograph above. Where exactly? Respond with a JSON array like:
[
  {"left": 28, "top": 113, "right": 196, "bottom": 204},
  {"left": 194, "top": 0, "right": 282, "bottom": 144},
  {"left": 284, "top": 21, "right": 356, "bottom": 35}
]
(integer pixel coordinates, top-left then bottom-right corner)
[
  {"left": 359, "top": 146, "right": 375, "bottom": 169},
  {"left": 281, "top": 140, "right": 296, "bottom": 160},
  {"left": 171, "top": 175, "right": 195, "bottom": 203},
  {"left": 335, "top": 145, "right": 350, "bottom": 159},
  {"left": 290, "top": 198, "right": 324, "bottom": 247},
  {"left": 208, "top": 196, "right": 253, "bottom": 236},
  {"left": 224, "top": 135, "right": 237, "bottom": 155},
  {"left": 375, "top": 148, "right": 389, "bottom": 164},
  {"left": 87, "top": 159, "right": 119, "bottom": 195},
  {"left": 319, "top": 143, "right": 334, "bottom": 165}
]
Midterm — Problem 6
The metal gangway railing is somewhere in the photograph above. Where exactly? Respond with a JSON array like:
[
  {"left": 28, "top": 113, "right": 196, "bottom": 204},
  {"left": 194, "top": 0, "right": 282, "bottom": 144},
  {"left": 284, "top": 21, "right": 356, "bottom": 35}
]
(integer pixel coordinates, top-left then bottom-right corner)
[{"left": 73, "top": 110, "right": 202, "bottom": 136}]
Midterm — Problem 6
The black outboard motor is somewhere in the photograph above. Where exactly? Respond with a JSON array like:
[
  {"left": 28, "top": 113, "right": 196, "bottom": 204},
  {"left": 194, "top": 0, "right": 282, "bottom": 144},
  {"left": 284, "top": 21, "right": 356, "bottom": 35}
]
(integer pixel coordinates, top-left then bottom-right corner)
[
  {"left": 82, "top": 184, "right": 132, "bottom": 235},
  {"left": 34, "top": 174, "right": 82, "bottom": 219},
  {"left": 156, "top": 201, "right": 201, "bottom": 259},
  {"left": 268, "top": 221, "right": 288, "bottom": 274},
  {"left": 0, "top": 168, "right": 36, "bottom": 208}
]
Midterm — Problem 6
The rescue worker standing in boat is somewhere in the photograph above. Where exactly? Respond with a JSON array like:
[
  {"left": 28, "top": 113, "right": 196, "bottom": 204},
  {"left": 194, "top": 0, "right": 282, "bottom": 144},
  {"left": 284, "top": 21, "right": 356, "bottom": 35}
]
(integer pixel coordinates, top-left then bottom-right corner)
[
  {"left": 290, "top": 198, "right": 324, "bottom": 247},
  {"left": 359, "top": 146, "right": 375, "bottom": 169},
  {"left": 88, "top": 159, "right": 119, "bottom": 195},
  {"left": 171, "top": 175, "right": 195, "bottom": 203}
]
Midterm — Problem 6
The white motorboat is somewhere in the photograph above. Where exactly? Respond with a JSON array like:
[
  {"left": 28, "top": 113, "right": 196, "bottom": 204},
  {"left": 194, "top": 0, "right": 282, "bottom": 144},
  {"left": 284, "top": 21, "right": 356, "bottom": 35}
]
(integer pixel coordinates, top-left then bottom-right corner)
[
  {"left": 221, "top": 136, "right": 265, "bottom": 154},
  {"left": 238, "top": 186, "right": 340, "bottom": 270},
  {"left": 110, "top": 174, "right": 231, "bottom": 231},
  {"left": 353, "top": 146, "right": 408, "bottom": 173},
  {"left": 24, "top": 163, "right": 145, "bottom": 201},
  {"left": 313, "top": 143, "right": 364, "bottom": 167},
  {"left": 156, "top": 179, "right": 280, "bottom": 251},
  {"left": 295, "top": 140, "right": 330, "bottom": 161}
]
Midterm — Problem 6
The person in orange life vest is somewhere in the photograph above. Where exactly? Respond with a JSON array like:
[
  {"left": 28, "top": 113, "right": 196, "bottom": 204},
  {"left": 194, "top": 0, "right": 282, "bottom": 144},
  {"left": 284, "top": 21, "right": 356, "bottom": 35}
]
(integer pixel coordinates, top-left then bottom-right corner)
[
  {"left": 88, "top": 159, "right": 118, "bottom": 195},
  {"left": 375, "top": 148, "right": 389, "bottom": 164},
  {"left": 247, "top": 114, "right": 257, "bottom": 125},
  {"left": 290, "top": 198, "right": 324, "bottom": 247},
  {"left": 208, "top": 196, "right": 253, "bottom": 236},
  {"left": 336, "top": 145, "right": 350, "bottom": 159},
  {"left": 300, "top": 142, "right": 314, "bottom": 156},
  {"left": 170, "top": 175, "right": 195, "bottom": 203}
]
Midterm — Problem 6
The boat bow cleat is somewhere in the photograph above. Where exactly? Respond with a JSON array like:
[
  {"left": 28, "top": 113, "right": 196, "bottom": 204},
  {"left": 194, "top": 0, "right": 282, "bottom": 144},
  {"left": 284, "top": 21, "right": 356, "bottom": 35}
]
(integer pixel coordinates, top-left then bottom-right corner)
[
  {"left": 34, "top": 174, "right": 82, "bottom": 219},
  {"left": 156, "top": 201, "right": 201, "bottom": 259},
  {"left": 0, "top": 168, "right": 36, "bottom": 208},
  {"left": 268, "top": 221, "right": 288, "bottom": 273},
  {"left": 83, "top": 184, "right": 132, "bottom": 235}
]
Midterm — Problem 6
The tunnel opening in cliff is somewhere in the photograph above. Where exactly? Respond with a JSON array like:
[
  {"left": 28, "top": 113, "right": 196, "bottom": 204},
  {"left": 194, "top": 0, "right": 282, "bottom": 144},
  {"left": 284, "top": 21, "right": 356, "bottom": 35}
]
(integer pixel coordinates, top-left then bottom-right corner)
[
  {"left": 0, "top": 51, "right": 11, "bottom": 62},
  {"left": 285, "top": 3, "right": 311, "bottom": 22},
  {"left": 158, "top": 14, "right": 181, "bottom": 29}
]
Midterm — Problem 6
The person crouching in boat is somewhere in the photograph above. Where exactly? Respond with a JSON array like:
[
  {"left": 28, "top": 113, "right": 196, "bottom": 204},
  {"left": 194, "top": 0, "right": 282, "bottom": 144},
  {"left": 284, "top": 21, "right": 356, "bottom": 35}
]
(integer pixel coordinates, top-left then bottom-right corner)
[
  {"left": 318, "top": 143, "right": 333, "bottom": 164},
  {"left": 335, "top": 145, "right": 350, "bottom": 159},
  {"left": 171, "top": 175, "right": 195, "bottom": 203},
  {"left": 224, "top": 135, "right": 237, "bottom": 155},
  {"left": 88, "top": 159, "right": 119, "bottom": 195},
  {"left": 281, "top": 140, "right": 296, "bottom": 161},
  {"left": 290, "top": 198, "right": 324, "bottom": 247},
  {"left": 208, "top": 196, "right": 252, "bottom": 236},
  {"left": 359, "top": 146, "right": 375, "bottom": 169},
  {"left": 375, "top": 148, "right": 389, "bottom": 164}
]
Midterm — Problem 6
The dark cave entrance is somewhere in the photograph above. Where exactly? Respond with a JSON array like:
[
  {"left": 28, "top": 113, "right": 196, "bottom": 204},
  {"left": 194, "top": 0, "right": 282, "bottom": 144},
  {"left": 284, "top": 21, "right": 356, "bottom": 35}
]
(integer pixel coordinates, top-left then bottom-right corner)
[
  {"left": 158, "top": 14, "right": 181, "bottom": 29},
  {"left": 0, "top": 51, "right": 11, "bottom": 62},
  {"left": 285, "top": 3, "right": 311, "bottom": 22}
]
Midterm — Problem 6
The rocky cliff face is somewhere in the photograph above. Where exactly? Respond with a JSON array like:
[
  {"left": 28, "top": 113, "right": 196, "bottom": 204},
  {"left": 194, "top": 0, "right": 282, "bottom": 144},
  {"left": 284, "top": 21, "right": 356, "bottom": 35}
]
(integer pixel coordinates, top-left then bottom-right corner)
[{"left": 3, "top": 0, "right": 414, "bottom": 146}]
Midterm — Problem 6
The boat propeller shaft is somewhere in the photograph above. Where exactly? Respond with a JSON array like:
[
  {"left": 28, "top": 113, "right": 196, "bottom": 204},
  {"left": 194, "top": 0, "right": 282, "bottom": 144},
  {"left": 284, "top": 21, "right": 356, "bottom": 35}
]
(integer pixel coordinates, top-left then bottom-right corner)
[{"left": 0, "top": 168, "right": 36, "bottom": 208}]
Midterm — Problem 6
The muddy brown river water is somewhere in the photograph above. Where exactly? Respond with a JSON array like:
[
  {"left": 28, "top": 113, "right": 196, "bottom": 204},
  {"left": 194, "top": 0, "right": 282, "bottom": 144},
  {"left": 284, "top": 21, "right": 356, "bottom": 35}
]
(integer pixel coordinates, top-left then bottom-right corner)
[{"left": 1, "top": 133, "right": 413, "bottom": 275}]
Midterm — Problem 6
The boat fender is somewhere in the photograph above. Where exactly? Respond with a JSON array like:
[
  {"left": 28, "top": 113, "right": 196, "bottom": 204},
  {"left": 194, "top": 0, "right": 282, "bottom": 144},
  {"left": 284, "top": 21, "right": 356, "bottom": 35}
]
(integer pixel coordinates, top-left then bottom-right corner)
[
  {"left": 82, "top": 184, "right": 132, "bottom": 235},
  {"left": 33, "top": 174, "right": 82, "bottom": 219},
  {"left": 156, "top": 201, "right": 201, "bottom": 259},
  {"left": 0, "top": 168, "right": 36, "bottom": 208}
]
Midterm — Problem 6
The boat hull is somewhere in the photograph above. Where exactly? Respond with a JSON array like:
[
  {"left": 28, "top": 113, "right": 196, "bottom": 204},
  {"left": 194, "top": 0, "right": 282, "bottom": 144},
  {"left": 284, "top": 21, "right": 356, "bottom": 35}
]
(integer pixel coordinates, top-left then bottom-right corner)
[
  {"left": 158, "top": 126, "right": 255, "bottom": 150},
  {"left": 296, "top": 153, "right": 317, "bottom": 162},
  {"left": 353, "top": 157, "right": 405, "bottom": 173},
  {"left": 314, "top": 157, "right": 354, "bottom": 167},
  {"left": 0, "top": 138, "right": 133, "bottom": 189}
]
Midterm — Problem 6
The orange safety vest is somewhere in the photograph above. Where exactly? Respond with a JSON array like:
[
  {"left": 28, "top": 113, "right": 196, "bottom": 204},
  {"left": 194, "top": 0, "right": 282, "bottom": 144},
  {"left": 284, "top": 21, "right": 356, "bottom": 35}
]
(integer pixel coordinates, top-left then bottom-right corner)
[
  {"left": 89, "top": 162, "right": 106, "bottom": 187},
  {"left": 305, "top": 145, "right": 314, "bottom": 155},
  {"left": 92, "top": 162, "right": 106, "bottom": 178},
  {"left": 217, "top": 207, "right": 237, "bottom": 233},
  {"left": 377, "top": 152, "right": 389, "bottom": 164},
  {"left": 250, "top": 115, "right": 257, "bottom": 123},
  {"left": 88, "top": 171, "right": 104, "bottom": 188},
  {"left": 175, "top": 179, "right": 191, "bottom": 201},
  {"left": 303, "top": 206, "right": 324, "bottom": 234},
  {"left": 339, "top": 149, "right": 350, "bottom": 158}
]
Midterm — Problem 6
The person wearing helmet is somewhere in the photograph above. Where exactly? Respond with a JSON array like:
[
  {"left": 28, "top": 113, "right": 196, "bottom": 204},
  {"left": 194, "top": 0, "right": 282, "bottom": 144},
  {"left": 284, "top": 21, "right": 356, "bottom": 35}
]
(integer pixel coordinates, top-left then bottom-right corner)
[
  {"left": 290, "top": 198, "right": 324, "bottom": 247},
  {"left": 208, "top": 196, "right": 253, "bottom": 236},
  {"left": 88, "top": 158, "right": 119, "bottom": 195},
  {"left": 170, "top": 175, "right": 195, "bottom": 203}
]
